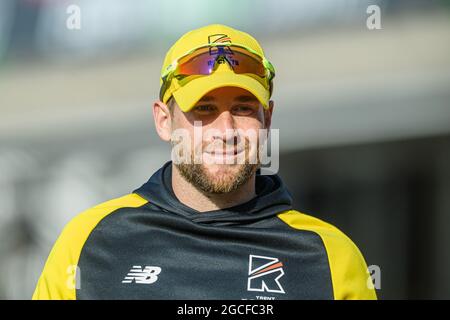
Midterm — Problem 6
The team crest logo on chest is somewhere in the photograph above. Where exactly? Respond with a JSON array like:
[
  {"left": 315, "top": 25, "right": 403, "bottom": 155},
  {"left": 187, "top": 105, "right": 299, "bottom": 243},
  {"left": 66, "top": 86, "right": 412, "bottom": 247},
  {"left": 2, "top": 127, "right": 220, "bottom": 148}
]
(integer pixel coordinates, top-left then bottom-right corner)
[{"left": 247, "top": 255, "right": 285, "bottom": 294}]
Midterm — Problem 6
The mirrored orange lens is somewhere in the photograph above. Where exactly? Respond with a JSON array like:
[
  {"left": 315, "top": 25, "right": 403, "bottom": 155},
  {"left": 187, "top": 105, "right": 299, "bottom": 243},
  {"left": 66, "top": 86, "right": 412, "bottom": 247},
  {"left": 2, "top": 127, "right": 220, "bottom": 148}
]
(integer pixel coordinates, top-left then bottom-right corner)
[{"left": 176, "top": 45, "right": 267, "bottom": 77}]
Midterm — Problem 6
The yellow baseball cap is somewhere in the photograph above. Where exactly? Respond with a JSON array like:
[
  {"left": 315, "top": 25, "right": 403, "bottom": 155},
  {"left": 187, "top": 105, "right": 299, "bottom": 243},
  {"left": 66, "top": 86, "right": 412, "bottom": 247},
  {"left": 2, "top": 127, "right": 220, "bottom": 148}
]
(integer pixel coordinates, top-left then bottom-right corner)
[{"left": 159, "top": 24, "right": 273, "bottom": 112}]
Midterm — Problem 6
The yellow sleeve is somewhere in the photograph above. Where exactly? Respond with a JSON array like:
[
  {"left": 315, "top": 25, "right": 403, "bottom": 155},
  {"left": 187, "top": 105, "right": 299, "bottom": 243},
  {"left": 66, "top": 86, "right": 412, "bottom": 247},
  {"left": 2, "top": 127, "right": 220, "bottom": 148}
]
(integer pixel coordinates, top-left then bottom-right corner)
[
  {"left": 32, "top": 193, "right": 148, "bottom": 300},
  {"left": 278, "top": 210, "right": 377, "bottom": 300}
]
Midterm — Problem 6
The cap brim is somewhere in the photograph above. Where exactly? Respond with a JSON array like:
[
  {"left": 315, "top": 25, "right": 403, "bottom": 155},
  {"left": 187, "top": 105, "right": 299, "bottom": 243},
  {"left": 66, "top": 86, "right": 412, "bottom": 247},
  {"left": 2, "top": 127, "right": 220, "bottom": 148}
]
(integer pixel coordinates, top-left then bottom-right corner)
[{"left": 172, "top": 72, "right": 270, "bottom": 112}]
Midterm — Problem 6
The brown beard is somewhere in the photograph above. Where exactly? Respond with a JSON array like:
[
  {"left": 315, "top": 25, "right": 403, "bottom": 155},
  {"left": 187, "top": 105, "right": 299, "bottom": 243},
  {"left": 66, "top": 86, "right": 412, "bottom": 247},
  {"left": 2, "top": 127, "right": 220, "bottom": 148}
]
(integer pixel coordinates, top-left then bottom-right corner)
[
  {"left": 175, "top": 161, "right": 258, "bottom": 194},
  {"left": 171, "top": 130, "right": 262, "bottom": 194}
]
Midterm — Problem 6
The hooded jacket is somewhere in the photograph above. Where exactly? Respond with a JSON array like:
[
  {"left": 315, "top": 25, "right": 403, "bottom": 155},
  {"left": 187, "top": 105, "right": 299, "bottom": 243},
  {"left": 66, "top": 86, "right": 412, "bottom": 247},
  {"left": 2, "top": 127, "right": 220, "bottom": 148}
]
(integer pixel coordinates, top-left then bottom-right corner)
[{"left": 32, "top": 161, "right": 376, "bottom": 300}]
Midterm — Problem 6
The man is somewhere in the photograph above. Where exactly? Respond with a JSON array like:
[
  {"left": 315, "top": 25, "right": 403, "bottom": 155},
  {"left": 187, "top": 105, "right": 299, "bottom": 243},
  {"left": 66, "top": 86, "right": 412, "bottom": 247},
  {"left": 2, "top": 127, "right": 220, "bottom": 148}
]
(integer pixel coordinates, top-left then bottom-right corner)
[{"left": 33, "top": 24, "right": 376, "bottom": 300}]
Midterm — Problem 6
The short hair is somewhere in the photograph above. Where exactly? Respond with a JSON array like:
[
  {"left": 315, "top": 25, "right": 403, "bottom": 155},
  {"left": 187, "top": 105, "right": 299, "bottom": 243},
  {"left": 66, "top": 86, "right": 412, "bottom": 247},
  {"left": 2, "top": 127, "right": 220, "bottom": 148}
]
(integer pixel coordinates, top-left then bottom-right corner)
[{"left": 166, "top": 96, "right": 175, "bottom": 116}]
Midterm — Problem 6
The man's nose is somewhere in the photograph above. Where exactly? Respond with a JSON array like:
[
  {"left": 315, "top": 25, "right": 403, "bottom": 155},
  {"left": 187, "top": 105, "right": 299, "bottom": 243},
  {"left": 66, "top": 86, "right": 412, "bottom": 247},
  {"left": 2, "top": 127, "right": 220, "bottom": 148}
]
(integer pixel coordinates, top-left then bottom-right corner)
[{"left": 214, "top": 110, "right": 235, "bottom": 134}]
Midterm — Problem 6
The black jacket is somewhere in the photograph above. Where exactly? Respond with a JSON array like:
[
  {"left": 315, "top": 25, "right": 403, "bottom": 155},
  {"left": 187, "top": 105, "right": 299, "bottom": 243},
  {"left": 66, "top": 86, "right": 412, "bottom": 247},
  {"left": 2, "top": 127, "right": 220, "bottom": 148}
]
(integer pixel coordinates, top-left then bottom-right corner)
[{"left": 33, "top": 161, "right": 376, "bottom": 300}]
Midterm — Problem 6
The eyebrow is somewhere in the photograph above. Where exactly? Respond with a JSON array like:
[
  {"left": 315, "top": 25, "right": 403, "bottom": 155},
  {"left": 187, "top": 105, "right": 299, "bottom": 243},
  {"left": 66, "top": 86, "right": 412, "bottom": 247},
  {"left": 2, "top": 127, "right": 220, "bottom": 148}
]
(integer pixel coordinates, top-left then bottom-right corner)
[
  {"left": 198, "top": 96, "right": 215, "bottom": 102},
  {"left": 197, "top": 95, "right": 258, "bottom": 103},
  {"left": 233, "top": 95, "right": 258, "bottom": 103}
]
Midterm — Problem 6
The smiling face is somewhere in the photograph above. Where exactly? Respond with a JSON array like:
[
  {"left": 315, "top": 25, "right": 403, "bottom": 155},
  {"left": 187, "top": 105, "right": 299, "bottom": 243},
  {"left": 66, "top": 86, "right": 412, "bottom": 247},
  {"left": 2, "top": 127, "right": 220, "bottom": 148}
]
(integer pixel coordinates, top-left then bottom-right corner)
[{"left": 154, "top": 86, "right": 274, "bottom": 194}]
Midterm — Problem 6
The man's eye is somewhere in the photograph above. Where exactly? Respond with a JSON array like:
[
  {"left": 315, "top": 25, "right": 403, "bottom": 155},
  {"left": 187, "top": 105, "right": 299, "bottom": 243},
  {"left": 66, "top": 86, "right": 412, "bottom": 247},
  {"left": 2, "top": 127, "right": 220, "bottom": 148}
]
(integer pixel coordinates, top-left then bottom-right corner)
[
  {"left": 194, "top": 105, "right": 216, "bottom": 113},
  {"left": 232, "top": 105, "right": 255, "bottom": 115}
]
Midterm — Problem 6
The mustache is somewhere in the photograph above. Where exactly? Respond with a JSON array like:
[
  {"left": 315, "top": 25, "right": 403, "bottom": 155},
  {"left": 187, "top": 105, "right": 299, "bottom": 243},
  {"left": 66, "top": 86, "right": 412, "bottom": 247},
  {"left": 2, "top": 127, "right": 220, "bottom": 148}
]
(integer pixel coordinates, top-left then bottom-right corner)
[
  {"left": 170, "top": 128, "right": 268, "bottom": 165},
  {"left": 200, "top": 135, "right": 255, "bottom": 153}
]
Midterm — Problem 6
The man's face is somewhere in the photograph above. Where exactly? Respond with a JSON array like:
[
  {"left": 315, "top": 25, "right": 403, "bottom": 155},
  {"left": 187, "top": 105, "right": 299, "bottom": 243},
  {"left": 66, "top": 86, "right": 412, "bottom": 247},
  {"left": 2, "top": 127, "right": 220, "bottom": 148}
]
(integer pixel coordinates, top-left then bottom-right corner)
[{"left": 169, "top": 86, "right": 273, "bottom": 194}]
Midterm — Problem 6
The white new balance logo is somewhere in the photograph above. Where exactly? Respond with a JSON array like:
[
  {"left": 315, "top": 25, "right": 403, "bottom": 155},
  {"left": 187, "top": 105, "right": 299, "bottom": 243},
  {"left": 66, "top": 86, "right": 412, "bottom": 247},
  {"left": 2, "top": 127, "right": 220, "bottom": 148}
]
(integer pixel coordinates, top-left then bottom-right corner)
[{"left": 122, "top": 265, "right": 161, "bottom": 284}]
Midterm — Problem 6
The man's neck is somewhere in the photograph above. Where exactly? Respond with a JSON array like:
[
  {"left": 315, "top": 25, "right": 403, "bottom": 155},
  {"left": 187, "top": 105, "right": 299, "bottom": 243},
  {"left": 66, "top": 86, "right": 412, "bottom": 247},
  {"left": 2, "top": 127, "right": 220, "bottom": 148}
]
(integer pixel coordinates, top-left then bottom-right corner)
[{"left": 171, "top": 164, "right": 257, "bottom": 212}]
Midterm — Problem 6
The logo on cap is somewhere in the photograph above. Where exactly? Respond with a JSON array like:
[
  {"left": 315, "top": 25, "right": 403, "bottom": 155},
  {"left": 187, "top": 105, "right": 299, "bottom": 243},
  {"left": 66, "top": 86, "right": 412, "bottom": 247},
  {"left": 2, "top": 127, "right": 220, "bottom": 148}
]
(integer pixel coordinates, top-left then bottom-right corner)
[
  {"left": 208, "top": 34, "right": 233, "bottom": 56},
  {"left": 208, "top": 34, "right": 231, "bottom": 44}
]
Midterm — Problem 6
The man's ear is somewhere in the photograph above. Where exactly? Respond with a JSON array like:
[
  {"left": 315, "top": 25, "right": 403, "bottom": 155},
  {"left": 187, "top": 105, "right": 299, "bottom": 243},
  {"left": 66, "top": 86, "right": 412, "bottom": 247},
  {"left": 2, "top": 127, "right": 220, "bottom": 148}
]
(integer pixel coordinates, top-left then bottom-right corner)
[
  {"left": 153, "top": 100, "right": 172, "bottom": 142},
  {"left": 264, "top": 100, "right": 274, "bottom": 130}
]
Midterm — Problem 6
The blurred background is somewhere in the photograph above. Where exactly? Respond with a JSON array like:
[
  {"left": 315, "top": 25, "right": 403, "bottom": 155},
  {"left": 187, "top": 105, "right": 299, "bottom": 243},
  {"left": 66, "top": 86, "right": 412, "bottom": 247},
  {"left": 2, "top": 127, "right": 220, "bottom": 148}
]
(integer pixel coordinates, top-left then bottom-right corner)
[{"left": 0, "top": 0, "right": 449, "bottom": 299}]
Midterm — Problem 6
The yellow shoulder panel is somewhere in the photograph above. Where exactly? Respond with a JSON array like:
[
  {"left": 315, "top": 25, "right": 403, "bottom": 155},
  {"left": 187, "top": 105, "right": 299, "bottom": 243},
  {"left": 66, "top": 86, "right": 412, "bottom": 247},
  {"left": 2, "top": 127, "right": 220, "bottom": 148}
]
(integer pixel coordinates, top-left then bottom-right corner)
[
  {"left": 32, "top": 193, "right": 148, "bottom": 300},
  {"left": 277, "top": 210, "right": 377, "bottom": 300}
]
